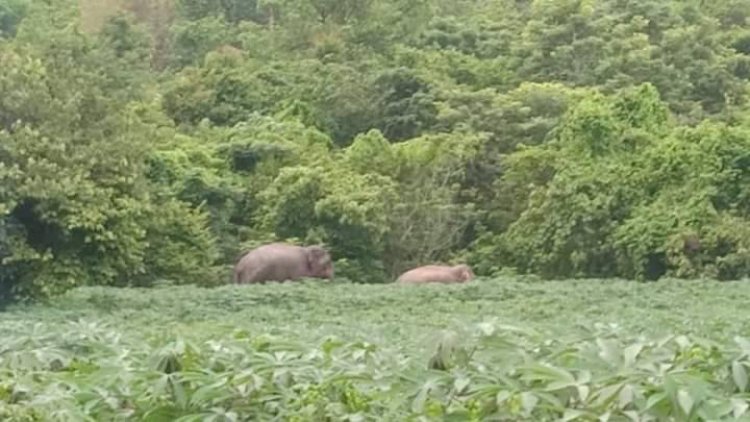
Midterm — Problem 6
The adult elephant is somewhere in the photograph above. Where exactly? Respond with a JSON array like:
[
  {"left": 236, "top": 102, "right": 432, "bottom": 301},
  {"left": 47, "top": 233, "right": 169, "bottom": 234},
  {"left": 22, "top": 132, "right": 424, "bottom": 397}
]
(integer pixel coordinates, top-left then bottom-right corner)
[
  {"left": 396, "top": 264, "right": 475, "bottom": 284},
  {"left": 233, "top": 243, "right": 334, "bottom": 284}
]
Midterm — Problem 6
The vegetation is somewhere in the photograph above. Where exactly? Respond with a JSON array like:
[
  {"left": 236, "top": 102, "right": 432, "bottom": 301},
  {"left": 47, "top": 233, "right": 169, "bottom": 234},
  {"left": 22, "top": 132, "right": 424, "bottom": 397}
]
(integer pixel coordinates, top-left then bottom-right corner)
[
  {"left": 1, "top": 0, "right": 750, "bottom": 300},
  {"left": 3, "top": 2, "right": 749, "bottom": 419},
  {"left": 2, "top": 279, "right": 750, "bottom": 420}
]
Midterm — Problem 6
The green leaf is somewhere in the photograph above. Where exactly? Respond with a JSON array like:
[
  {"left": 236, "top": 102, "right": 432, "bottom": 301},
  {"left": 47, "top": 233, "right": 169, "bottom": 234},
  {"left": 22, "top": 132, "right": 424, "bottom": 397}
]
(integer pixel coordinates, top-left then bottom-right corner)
[
  {"left": 735, "top": 337, "right": 750, "bottom": 355},
  {"left": 677, "top": 390, "right": 693, "bottom": 416},
  {"left": 596, "top": 339, "right": 621, "bottom": 366},
  {"left": 733, "top": 361, "right": 748, "bottom": 392},
  {"left": 732, "top": 398, "right": 750, "bottom": 418},
  {"left": 591, "top": 382, "right": 623, "bottom": 407},
  {"left": 444, "top": 410, "right": 471, "bottom": 422},
  {"left": 520, "top": 363, "right": 576, "bottom": 383},
  {"left": 645, "top": 391, "right": 667, "bottom": 410},
  {"left": 520, "top": 392, "right": 539, "bottom": 415},
  {"left": 623, "top": 343, "right": 643, "bottom": 366},
  {"left": 577, "top": 370, "right": 592, "bottom": 384},
  {"left": 562, "top": 409, "right": 587, "bottom": 421},
  {"left": 142, "top": 405, "right": 180, "bottom": 421},
  {"left": 496, "top": 390, "right": 511, "bottom": 405},
  {"left": 577, "top": 385, "right": 590, "bottom": 402},
  {"left": 708, "top": 399, "right": 736, "bottom": 418},
  {"left": 623, "top": 410, "right": 640, "bottom": 421},
  {"left": 546, "top": 380, "right": 577, "bottom": 391},
  {"left": 171, "top": 376, "right": 188, "bottom": 409},
  {"left": 454, "top": 376, "right": 470, "bottom": 393},
  {"left": 619, "top": 384, "right": 636, "bottom": 408}
]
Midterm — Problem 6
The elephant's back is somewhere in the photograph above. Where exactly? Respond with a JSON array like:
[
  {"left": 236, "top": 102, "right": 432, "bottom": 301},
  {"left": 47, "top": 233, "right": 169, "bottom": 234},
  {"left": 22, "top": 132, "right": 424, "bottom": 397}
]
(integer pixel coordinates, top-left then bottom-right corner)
[
  {"left": 238, "top": 243, "right": 301, "bottom": 262},
  {"left": 234, "top": 243, "right": 305, "bottom": 283},
  {"left": 397, "top": 265, "right": 454, "bottom": 283}
]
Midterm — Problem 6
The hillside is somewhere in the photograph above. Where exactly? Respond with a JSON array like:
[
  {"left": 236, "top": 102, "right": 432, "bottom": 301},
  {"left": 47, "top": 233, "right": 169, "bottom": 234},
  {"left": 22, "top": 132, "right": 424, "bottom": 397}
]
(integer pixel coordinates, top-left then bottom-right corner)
[{"left": 1, "top": 0, "right": 749, "bottom": 300}]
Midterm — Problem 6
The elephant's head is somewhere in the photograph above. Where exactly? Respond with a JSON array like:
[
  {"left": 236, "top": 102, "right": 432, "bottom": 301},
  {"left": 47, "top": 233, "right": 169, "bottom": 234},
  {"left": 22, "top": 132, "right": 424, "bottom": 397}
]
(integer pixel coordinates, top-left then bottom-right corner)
[
  {"left": 453, "top": 264, "right": 475, "bottom": 282},
  {"left": 306, "top": 246, "right": 334, "bottom": 280}
]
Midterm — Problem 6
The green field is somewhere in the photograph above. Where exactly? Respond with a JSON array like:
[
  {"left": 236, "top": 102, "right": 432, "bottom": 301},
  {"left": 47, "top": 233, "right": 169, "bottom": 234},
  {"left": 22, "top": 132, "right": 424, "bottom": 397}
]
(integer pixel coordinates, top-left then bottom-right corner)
[{"left": 2, "top": 278, "right": 750, "bottom": 421}]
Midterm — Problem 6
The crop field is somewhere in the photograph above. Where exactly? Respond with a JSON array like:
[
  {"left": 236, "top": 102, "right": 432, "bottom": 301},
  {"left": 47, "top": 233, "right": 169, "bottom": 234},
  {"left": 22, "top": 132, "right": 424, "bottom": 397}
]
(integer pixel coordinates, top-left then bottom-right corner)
[{"left": 2, "top": 278, "right": 750, "bottom": 421}]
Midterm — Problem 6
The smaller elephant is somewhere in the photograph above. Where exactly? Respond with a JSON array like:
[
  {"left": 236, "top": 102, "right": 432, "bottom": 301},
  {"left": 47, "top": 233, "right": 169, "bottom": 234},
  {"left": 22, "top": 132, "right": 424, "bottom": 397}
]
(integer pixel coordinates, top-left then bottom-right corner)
[
  {"left": 396, "top": 264, "right": 475, "bottom": 284},
  {"left": 233, "top": 243, "right": 334, "bottom": 284}
]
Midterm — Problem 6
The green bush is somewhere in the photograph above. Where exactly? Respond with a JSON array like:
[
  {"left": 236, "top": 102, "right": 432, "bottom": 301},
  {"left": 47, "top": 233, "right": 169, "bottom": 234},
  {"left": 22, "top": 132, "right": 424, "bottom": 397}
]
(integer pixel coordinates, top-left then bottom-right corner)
[
  {"left": 479, "top": 84, "right": 750, "bottom": 280},
  {"left": 0, "top": 20, "right": 220, "bottom": 301}
]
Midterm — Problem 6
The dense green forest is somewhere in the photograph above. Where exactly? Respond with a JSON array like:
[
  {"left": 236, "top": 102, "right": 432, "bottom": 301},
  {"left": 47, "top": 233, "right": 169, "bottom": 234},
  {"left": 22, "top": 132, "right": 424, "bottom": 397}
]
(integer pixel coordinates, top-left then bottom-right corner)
[{"left": 2, "top": 0, "right": 750, "bottom": 300}]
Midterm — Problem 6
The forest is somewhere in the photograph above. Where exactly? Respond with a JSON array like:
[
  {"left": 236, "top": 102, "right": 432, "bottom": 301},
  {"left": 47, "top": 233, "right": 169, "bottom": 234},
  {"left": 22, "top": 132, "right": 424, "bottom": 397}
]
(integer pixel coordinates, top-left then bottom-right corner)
[{"left": 2, "top": 0, "right": 750, "bottom": 301}]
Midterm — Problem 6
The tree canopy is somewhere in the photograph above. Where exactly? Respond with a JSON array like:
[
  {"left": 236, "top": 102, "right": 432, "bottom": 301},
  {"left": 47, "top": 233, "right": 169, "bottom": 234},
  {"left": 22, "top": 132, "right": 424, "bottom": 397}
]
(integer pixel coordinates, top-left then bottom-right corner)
[{"left": 2, "top": 0, "right": 749, "bottom": 300}]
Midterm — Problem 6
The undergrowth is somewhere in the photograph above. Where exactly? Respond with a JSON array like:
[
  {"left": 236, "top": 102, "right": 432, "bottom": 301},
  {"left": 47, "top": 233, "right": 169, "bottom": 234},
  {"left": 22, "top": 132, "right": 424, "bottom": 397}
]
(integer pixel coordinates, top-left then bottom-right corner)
[{"left": 2, "top": 278, "right": 750, "bottom": 420}]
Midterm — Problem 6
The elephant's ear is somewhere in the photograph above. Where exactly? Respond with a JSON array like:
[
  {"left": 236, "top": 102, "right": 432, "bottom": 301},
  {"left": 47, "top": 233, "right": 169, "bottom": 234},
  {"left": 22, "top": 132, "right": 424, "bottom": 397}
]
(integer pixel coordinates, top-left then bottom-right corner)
[{"left": 306, "top": 247, "right": 323, "bottom": 269}]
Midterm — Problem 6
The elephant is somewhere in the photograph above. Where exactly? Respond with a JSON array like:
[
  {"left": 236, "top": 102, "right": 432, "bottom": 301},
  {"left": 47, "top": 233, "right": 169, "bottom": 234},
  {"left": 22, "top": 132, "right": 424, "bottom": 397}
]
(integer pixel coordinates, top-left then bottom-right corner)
[
  {"left": 396, "top": 264, "right": 475, "bottom": 284},
  {"left": 233, "top": 243, "right": 334, "bottom": 284}
]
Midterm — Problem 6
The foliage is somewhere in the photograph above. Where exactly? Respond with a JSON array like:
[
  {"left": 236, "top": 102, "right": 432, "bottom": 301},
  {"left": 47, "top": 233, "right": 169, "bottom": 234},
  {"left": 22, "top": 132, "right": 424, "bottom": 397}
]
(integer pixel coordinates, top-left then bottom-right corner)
[
  {"left": 0, "top": 0, "right": 27, "bottom": 38},
  {"left": 0, "top": 8, "right": 218, "bottom": 301},
  {"left": 483, "top": 84, "right": 750, "bottom": 280},
  {"left": 3, "top": 0, "right": 750, "bottom": 300},
  {"left": 3, "top": 280, "right": 750, "bottom": 419}
]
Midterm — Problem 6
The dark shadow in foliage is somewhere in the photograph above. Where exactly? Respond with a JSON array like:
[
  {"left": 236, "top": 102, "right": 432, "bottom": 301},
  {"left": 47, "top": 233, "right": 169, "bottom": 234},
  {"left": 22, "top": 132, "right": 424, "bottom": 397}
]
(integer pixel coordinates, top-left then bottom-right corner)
[
  {"left": 176, "top": 0, "right": 267, "bottom": 25},
  {"left": 12, "top": 200, "right": 64, "bottom": 254},
  {"left": 421, "top": 18, "right": 482, "bottom": 56},
  {"left": 1, "top": 202, "right": 73, "bottom": 303},
  {"left": 643, "top": 252, "right": 667, "bottom": 281},
  {"left": 374, "top": 67, "right": 438, "bottom": 142},
  {"left": 223, "top": 143, "right": 293, "bottom": 174},
  {"left": 731, "top": 33, "right": 750, "bottom": 55},
  {"left": 0, "top": 0, "right": 28, "bottom": 38}
]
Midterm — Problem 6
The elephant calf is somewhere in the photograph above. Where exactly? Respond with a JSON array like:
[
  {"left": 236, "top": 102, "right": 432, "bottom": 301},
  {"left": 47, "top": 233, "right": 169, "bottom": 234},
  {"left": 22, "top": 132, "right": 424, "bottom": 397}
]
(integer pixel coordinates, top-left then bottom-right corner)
[
  {"left": 233, "top": 243, "right": 334, "bottom": 284},
  {"left": 396, "top": 264, "right": 475, "bottom": 284}
]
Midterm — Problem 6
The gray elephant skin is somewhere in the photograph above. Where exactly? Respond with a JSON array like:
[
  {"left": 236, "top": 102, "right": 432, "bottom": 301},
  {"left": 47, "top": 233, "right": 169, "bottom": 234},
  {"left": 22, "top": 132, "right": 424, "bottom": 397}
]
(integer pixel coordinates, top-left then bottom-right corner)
[
  {"left": 396, "top": 264, "right": 475, "bottom": 284},
  {"left": 233, "top": 243, "right": 334, "bottom": 284}
]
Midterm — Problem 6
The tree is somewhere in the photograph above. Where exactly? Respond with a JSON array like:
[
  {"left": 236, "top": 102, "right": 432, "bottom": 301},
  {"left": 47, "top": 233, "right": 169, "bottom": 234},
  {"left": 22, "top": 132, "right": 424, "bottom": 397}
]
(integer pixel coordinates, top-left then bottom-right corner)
[
  {"left": 0, "top": 9, "right": 218, "bottom": 301},
  {"left": 481, "top": 84, "right": 750, "bottom": 280}
]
